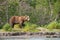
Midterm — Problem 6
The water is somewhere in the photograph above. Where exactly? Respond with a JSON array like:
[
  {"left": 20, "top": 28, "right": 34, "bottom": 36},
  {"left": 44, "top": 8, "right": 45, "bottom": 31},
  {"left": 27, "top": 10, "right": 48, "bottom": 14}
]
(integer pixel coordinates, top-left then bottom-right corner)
[
  {"left": 0, "top": 36, "right": 60, "bottom": 40},
  {"left": 0, "top": 38, "right": 60, "bottom": 40}
]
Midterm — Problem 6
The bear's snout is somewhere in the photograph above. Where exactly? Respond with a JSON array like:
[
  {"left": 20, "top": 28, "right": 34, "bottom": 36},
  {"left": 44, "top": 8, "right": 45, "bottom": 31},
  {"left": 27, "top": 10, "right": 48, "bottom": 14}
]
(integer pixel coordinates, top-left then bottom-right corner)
[{"left": 27, "top": 18, "right": 30, "bottom": 21}]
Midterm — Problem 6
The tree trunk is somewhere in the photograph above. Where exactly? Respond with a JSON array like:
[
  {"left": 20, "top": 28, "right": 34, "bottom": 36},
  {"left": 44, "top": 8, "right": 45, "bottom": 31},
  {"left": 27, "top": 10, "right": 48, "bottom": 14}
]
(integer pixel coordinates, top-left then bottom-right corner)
[
  {"left": 5, "top": 0, "right": 8, "bottom": 22},
  {"left": 48, "top": 0, "right": 54, "bottom": 21}
]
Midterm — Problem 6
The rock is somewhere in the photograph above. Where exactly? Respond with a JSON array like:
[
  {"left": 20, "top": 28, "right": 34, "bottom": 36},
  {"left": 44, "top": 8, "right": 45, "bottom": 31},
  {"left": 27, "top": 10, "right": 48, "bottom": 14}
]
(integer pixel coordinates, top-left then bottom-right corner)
[
  {"left": 46, "top": 35, "right": 51, "bottom": 38},
  {"left": 0, "top": 32, "right": 60, "bottom": 38},
  {"left": 11, "top": 32, "right": 20, "bottom": 36},
  {"left": 52, "top": 35, "right": 58, "bottom": 38}
]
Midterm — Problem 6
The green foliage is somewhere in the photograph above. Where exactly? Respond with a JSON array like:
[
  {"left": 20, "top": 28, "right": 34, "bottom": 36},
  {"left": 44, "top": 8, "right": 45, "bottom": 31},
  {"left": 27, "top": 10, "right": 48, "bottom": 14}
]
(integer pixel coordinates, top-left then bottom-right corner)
[
  {"left": 47, "top": 21, "right": 60, "bottom": 29},
  {"left": 3, "top": 23, "right": 12, "bottom": 31},
  {"left": 8, "top": 0, "right": 19, "bottom": 17},
  {"left": 56, "top": 23, "right": 60, "bottom": 29},
  {"left": 23, "top": 22, "right": 39, "bottom": 32},
  {"left": 0, "top": 25, "right": 2, "bottom": 29},
  {"left": 47, "top": 21, "right": 57, "bottom": 29},
  {"left": 13, "top": 24, "right": 22, "bottom": 32},
  {"left": 27, "top": 0, "right": 37, "bottom": 8},
  {"left": 9, "top": 22, "right": 39, "bottom": 32},
  {"left": 0, "top": 26, "right": 2, "bottom": 29}
]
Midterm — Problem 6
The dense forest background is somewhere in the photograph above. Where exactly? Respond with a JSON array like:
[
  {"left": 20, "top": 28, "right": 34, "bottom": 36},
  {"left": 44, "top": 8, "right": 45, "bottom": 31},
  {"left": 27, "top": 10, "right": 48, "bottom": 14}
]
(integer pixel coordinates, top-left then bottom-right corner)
[{"left": 0, "top": 0, "right": 60, "bottom": 27}]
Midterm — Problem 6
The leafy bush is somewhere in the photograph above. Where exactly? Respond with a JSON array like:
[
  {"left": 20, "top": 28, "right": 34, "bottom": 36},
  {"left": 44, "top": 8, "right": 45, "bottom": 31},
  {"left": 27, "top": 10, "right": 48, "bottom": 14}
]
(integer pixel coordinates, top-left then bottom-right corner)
[
  {"left": 3, "top": 23, "right": 12, "bottom": 31},
  {"left": 56, "top": 23, "right": 60, "bottom": 29},
  {"left": 47, "top": 21, "right": 57, "bottom": 29},
  {"left": 47, "top": 21, "right": 60, "bottom": 29},
  {"left": 23, "top": 22, "right": 39, "bottom": 32},
  {"left": 0, "top": 25, "right": 2, "bottom": 29}
]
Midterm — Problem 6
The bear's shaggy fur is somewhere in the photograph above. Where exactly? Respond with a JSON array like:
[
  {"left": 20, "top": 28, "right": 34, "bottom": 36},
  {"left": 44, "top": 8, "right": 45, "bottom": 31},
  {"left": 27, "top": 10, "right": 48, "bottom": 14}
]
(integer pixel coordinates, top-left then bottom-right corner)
[{"left": 9, "top": 16, "right": 30, "bottom": 28}]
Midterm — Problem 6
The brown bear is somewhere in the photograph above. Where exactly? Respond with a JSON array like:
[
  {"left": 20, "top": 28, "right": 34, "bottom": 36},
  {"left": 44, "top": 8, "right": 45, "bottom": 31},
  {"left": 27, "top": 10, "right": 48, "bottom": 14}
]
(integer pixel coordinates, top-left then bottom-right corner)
[{"left": 9, "top": 15, "right": 30, "bottom": 28}]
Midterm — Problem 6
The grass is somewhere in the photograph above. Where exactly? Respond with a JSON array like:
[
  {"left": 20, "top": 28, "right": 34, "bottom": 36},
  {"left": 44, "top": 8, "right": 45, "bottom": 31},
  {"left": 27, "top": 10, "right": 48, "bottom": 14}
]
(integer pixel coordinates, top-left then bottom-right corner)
[
  {"left": 48, "top": 29, "right": 60, "bottom": 32},
  {"left": 0, "top": 22, "right": 60, "bottom": 32}
]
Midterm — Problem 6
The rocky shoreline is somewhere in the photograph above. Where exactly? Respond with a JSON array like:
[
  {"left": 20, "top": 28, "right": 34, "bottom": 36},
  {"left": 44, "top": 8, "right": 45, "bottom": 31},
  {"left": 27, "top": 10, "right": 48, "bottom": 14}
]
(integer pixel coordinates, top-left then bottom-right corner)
[{"left": 0, "top": 32, "right": 60, "bottom": 38}]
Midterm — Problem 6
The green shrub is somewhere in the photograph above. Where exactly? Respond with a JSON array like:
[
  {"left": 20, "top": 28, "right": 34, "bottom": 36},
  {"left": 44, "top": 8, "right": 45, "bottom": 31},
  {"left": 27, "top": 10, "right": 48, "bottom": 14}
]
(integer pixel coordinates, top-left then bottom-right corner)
[
  {"left": 43, "top": 25, "right": 47, "bottom": 28},
  {"left": 23, "top": 22, "right": 38, "bottom": 32},
  {"left": 3, "top": 23, "right": 12, "bottom": 31},
  {"left": 0, "top": 25, "right": 2, "bottom": 29},
  {"left": 47, "top": 21, "right": 60, "bottom": 29},
  {"left": 47, "top": 21, "right": 58, "bottom": 29},
  {"left": 56, "top": 23, "right": 60, "bottom": 29}
]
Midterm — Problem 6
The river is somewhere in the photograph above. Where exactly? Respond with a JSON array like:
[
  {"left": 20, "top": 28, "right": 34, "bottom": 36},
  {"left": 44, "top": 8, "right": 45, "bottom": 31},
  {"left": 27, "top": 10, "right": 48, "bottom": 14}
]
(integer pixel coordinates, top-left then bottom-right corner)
[{"left": 0, "top": 36, "right": 60, "bottom": 40}]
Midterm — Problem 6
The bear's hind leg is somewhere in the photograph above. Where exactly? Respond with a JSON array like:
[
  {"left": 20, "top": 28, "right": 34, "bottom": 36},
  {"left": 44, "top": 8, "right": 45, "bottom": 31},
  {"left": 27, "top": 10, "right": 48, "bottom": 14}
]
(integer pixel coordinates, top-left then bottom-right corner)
[
  {"left": 10, "top": 23, "right": 14, "bottom": 28},
  {"left": 12, "top": 23, "right": 14, "bottom": 28}
]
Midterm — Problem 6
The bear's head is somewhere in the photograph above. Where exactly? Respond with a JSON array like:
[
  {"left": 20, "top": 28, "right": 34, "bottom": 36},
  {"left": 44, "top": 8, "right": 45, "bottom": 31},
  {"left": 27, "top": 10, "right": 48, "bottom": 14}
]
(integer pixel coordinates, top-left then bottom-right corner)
[{"left": 23, "top": 15, "right": 30, "bottom": 21}]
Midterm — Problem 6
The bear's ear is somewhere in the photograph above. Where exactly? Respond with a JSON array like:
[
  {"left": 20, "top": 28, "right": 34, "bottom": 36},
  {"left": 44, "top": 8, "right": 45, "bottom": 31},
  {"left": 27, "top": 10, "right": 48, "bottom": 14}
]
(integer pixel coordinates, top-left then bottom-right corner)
[
  {"left": 25, "top": 15, "right": 27, "bottom": 16},
  {"left": 27, "top": 16, "right": 29, "bottom": 18},
  {"left": 25, "top": 15, "right": 29, "bottom": 17}
]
